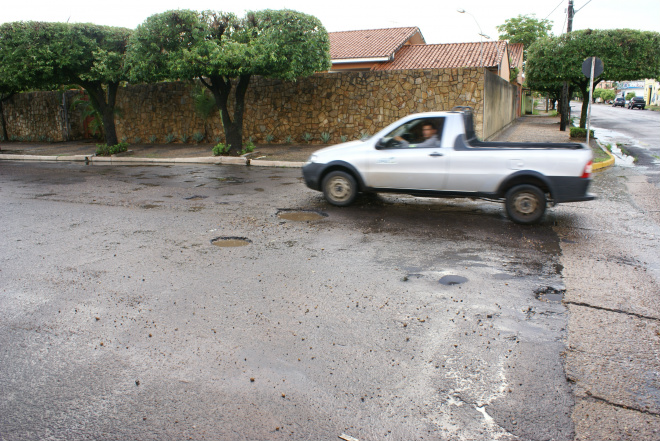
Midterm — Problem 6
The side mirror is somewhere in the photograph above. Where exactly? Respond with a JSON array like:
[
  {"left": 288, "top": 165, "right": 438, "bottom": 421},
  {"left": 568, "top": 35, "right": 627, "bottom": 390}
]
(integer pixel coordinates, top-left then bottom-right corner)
[{"left": 375, "top": 139, "right": 387, "bottom": 150}]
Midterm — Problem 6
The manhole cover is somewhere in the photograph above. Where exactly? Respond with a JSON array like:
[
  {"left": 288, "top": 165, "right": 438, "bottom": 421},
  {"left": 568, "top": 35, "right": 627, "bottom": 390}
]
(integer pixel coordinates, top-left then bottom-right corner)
[
  {"left": 276, "top": 209, "right": 327, "bottom": 221},
  {"left": 439, "top": 275, "right": 468, "bottom": 286},
  {"left": 211, "top": 237, "right": 251, "bottom": 247}
]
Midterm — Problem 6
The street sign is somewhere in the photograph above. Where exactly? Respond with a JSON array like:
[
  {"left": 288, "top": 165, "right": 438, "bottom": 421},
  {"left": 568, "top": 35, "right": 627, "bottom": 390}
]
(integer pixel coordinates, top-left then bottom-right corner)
[
  {"left": 582, "top": 57, "right": 603, "bottom": 78},
  {"left": 583, "top": 57, "right": 605, "bottom": 144}
]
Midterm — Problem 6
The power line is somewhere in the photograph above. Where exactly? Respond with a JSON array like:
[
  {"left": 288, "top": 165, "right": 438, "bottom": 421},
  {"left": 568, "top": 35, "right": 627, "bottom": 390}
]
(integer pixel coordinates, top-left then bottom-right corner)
[
  {"left": 575, "top": 0, "right": 594, "bottom": 14},
  {"left": 545, "top": 0, "right": 565, "bottom": 19}
]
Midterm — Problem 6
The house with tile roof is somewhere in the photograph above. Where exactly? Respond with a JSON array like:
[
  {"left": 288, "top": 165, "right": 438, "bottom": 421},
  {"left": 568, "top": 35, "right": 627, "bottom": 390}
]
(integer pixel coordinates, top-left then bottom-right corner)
[
  {"left": 372, "top": 40, "right": 510, "bottom": 82},
  {"left": 508, "top": 43, "right": 524, "bottom": 85},
  {"left": 329, "top": 27, "right": 425, "bottom": 71},
  {"left": 329, "top": 27, "right": 512, "bottom": 83}
]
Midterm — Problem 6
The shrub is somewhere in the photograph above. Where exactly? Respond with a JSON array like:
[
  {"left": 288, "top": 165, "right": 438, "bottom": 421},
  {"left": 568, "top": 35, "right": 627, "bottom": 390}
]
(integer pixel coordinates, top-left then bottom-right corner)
[
  {"left": 149, "top": 135, "right": 158, "bottom": 144},
  {"left": 96, "top": 142, "right": 129, "bottom": 156},
  {"left": 302, "top": 132, "right": 313, "bottom": 143},
  {"left": 265, "top": 134, "right": 275, "bottom": 144},
  {"left": 340, "top": 135, "right": 348, "bottom": 142},
  {"left": 134, "top": 137, "right": 142, "bottom": 144},
  {"left": 180, "top": 134, "right": 190, "bottom": 143},
  {"left": 213, "top": 136, "right": 222, "bottom": 144},
  {"left": 193, "top": 132, "right": 205, "bottom": 143},
  {"left": 212, "top": 143, "right": 230, "bottom": 156},
  {"left": 284, "top": 135, "right": 293, "bottom": 144},
  {"left": 570, "top": 127, "right": 594, "bottom": 139},
  {"left": 320, "top": 132, "right": 331, "bottom": 143},
  {"left": 240, "top": 139, "right": 256, "bottom": 155},
  {"left": 165, "top": 133, "right": 176, "bottom": 143}
]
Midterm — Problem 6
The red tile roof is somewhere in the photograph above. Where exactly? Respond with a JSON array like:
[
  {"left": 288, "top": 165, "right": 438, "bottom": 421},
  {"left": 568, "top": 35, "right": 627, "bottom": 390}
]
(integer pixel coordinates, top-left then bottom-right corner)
[
  {"left": 372, "top": 41, "right": 509, "bottom": 70},
  {"left": 329, "top": 27, "right": 425, "bottom": 60},
  {"left": 508, "top": 43, "right": 524, "bottom": 67}
]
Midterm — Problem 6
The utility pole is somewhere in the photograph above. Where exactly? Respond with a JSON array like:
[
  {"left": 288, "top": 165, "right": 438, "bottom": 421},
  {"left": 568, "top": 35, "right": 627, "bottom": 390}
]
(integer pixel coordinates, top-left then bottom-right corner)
[{"left": 560, "top": 0, "right": 574, "bottom": 131}]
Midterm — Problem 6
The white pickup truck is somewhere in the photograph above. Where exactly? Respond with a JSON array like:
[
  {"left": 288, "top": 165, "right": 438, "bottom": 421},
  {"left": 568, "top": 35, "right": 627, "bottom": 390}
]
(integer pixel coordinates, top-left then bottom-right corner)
[{"left": 302, "top": 108, "right": 595, "bottom": 224}]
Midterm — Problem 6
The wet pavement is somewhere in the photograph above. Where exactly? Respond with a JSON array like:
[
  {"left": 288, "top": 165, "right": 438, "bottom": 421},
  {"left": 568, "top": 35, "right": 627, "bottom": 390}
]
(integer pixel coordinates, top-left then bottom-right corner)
[
  {"left": 1, "top": 161, "right": 575, "bottom": 440},
  {"left": 1, "top": 113, "right": 659, "bottom": 440}
]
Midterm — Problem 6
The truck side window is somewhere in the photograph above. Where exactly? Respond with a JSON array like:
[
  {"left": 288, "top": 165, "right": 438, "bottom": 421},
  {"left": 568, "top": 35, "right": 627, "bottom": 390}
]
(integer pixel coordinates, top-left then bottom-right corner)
[{"left": 381, "top": 118, "right": 445, "bottom": 149}]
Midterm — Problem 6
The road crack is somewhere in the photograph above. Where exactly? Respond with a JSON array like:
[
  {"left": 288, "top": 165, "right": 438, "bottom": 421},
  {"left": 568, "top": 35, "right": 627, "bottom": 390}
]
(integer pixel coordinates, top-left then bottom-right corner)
[
  {"left": 584, "top": 391, "right": 660, "bottom": 417},
  {"left": 564, "top": 301, "right": 660, "bottom": 322}
]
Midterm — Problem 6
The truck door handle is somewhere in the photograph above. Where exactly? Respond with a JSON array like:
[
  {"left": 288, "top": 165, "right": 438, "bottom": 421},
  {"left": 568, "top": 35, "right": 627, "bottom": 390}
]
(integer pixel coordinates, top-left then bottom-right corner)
[{"left": 429, "top": 152, "right": 444, "bottom": 157}]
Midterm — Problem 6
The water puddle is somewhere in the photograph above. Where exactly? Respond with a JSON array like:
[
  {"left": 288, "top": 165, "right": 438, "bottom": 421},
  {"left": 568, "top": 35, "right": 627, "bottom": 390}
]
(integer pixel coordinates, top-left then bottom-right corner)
[
  {"left": 212, "top": 177, "right": 250, "bottom": 184},
  {"left": 439, "top": 275, "right": 468, "bottom": 286},
  {"left": 535, "top": 286, "right": 565, "bottom": 302},
  {"left": 211, "top": 237, "right": 251, "bottom": 247},
  {"left": 591, "top": 127, "right": 637, "bottom": 166},
  {"left": 277, "top": 209, "right": 327, "bottom": 222}
]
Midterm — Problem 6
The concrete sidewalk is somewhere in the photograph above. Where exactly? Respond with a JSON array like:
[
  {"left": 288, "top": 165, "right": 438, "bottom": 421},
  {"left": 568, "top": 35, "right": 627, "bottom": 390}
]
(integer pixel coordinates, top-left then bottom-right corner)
[{"left": 0, "top": 140, "right": 318, "bottom": 167}]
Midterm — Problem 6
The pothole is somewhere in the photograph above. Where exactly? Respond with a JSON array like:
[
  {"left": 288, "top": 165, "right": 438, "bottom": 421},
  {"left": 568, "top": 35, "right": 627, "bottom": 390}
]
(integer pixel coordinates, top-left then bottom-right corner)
[
  {"left": 535, "top": 286, "right": 565, "bottom": 302},
  {"left": 439, "top": 275, "right": 468, "bottom": 286},
  {"left": 211, "top": 237, "right": 252, "bottom": 247},
  {"left": 277, "top": 209, "right": 328, "bottom": 221}
]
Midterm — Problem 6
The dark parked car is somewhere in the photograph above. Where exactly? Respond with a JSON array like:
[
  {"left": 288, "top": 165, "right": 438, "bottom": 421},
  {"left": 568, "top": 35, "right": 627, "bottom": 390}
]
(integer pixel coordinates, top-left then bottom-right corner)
[
  {"left": 613, "top": 97, "right": 626, "bottom": 107},
  {"left": 628, "top": 96, "right": 646, "bottom": 110}
]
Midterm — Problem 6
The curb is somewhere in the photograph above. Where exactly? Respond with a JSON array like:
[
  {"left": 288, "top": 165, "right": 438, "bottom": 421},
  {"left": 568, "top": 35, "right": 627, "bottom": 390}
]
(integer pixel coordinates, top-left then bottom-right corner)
[
  {"left": 0, "top": 154, "right": 298, "bottom": 167},
  {"left": 592, "top": 140, "right": 615, "bottom": 171}
]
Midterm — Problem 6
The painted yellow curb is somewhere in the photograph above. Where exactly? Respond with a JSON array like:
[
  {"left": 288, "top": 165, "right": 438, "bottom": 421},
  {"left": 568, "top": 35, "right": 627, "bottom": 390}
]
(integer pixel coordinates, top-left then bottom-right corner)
[{"left": 592, "top": 141, "right": 615, "bottom": 171}]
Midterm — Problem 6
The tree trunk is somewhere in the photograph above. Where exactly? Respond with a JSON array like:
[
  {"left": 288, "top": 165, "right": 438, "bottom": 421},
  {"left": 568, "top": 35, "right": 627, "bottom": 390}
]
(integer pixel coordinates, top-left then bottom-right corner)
[
  {"left": 82, "top": 81, "right": 120, "bottom": 146},
  {"left": 202, "top": 74, "right": 251, "bottom": 154},
  {"left": 577, "top": 78, "right": 602, "bottom": 129},
  {"left": 0, "top": 93, "right": 13, "bottom": 143}
]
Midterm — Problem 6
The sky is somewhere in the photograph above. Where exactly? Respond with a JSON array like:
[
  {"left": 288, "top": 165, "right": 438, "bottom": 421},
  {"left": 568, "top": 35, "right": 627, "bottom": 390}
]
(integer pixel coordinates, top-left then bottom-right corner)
[{"left": 2, "top": 0, "right": 658, "bottom": 45}]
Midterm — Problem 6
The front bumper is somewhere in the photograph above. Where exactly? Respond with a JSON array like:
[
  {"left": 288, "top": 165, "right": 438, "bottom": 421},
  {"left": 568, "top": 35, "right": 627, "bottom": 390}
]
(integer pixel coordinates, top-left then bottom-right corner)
[{"left": 302, "top": 162, "right": 324, "bottom": 191}]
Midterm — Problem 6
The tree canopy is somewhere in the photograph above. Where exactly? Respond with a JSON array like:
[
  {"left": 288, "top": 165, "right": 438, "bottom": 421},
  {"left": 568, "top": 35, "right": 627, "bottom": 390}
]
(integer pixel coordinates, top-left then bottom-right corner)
[
  {"left": 126, "top": 9, "right": 331, "bottom": 152},
  {"left": 497, "top": 14, "right": 552, "bottom": 55},
  {"left": 0, "top": 22, "right": 131, "bottom": 145},
  {"left": 526, "top": 29, "right": 660, "bottom": 127}
]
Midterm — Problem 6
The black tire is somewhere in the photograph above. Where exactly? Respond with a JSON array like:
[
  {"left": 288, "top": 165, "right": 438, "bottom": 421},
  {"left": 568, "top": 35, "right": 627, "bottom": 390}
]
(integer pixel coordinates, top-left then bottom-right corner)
[
  {"left": 322, "top": 171, "right": 358, "bottom": 206},
  {"left": 505, "top": 184, "right": 546, "bottom": 224}
]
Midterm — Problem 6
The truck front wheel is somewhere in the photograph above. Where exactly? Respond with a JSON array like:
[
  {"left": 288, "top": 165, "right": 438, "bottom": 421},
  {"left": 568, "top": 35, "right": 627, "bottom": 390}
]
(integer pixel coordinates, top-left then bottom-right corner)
[
  {"left": 322, "top": 171, "right": 358, "bottom": 206},
  {"left": 505, "top": 185, "right": 546, "bottom": 224}
]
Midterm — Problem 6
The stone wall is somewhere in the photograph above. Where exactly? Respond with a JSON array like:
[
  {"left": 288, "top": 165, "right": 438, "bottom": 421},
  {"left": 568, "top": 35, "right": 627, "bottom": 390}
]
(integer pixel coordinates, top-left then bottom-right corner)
[
  {"left": 1, "top": 90, "right": 87, "bottom": 142},
  {"left": 2, "top": 68, "right": 490, "bottom": 145}
]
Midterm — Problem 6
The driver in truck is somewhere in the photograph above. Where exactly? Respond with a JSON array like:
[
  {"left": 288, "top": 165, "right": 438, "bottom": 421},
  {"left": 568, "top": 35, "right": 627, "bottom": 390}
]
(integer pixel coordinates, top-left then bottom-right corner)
[{"left": 395, "top": 121, "right": 440, "bottom": 148}]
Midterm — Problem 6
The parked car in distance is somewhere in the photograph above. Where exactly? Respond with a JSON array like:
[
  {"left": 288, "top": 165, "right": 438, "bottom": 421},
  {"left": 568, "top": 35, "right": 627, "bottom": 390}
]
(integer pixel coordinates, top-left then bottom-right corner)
[
  {"left": 302, "top": 107, "right": 595, "bottom": 224},
  {"left": 613, "top": 97, "right": 626, "bottom": 107},
  {"left": 628, "top": 96, "right": 646, "bottom": 110}
]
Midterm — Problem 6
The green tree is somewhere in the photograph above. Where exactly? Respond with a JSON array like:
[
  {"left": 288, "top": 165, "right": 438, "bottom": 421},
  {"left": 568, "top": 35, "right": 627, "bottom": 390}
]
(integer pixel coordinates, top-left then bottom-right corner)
[
  {"left": 126, "top": 9, "right": 330, "bottom": 153},
  {"left": 497, "top": 14, "right": 552, "bottom": 59},
  {"left": 526, "top": 29, "right": 660, "bottom": 128},
  {"left": 601, "top": 89, "right": 616, "bottom": 102},
  {"left": 0, "top": 22, "right": 131, "bottom": 146}
]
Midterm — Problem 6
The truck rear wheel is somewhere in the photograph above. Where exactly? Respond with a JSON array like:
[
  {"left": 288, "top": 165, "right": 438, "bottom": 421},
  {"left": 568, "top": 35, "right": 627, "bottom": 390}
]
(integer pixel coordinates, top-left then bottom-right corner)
[
  {"left": 505, "top": 185, "right": 546, "bottom": 224},
  {"left": 322, "top": 171, "right": 357, "bottom": 206}
]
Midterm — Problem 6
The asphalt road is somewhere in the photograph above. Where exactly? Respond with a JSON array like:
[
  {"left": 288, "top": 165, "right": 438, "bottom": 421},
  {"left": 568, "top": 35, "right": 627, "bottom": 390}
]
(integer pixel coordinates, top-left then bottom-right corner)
[
  {"left": 585, "top": 102, "right": 660, "bottom": 175},
  {"left": 1, "top": 161, "right": 580, "bottom": 440}
]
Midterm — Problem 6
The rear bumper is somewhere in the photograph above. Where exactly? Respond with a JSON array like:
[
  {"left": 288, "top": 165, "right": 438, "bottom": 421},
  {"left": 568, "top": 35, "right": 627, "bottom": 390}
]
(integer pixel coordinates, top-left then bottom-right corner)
[{"left": 549, "top": 176, "right": 595, "bottom": 203}]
